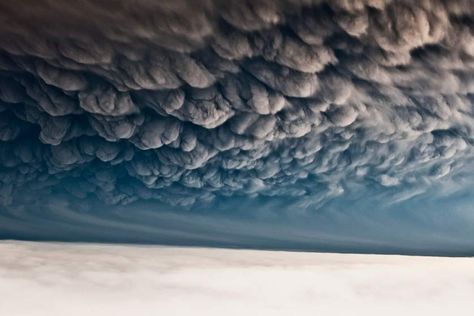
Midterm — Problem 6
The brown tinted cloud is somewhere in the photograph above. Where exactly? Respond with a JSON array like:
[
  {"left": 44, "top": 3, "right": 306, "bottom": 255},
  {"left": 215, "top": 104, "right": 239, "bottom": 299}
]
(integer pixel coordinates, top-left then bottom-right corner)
[{"left": 0, "top": 0, "right": 473, "bottom": 209}]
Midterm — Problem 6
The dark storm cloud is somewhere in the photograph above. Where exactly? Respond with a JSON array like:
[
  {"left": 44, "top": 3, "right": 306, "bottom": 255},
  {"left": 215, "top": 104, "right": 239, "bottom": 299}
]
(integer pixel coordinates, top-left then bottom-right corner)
[{"left": 0, "top": 0, "right": 474, "bottom": 212}]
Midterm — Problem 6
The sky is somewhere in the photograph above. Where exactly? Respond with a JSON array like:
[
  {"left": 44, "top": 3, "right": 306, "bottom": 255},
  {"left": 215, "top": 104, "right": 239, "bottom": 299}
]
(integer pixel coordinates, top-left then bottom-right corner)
[{"left": 0, "top": 0, "right": 473, "bottom": 255}]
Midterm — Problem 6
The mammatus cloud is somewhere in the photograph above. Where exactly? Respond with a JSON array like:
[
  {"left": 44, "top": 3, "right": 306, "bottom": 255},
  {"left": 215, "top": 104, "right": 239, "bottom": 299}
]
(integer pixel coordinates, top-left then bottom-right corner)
[{"left": 0, "top": 0, "right": 473, "bottom": 253}]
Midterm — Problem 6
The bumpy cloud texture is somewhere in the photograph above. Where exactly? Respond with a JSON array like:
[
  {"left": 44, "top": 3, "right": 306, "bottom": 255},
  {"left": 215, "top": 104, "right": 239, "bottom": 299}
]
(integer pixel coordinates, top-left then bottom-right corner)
[{"left": 0, "top": 0, "right": 473, "bottom": 223}]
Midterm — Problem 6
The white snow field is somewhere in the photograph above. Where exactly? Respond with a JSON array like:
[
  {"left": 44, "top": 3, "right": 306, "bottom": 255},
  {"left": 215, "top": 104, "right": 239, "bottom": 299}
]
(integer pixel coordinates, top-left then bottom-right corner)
[{"left": 0, "top": 241, "right": 473, "bottom": 316}]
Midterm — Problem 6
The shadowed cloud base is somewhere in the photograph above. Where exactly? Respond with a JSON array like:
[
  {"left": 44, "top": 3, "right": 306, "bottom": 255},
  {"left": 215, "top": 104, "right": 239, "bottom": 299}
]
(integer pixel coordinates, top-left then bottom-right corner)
[{"left": 0, "top": 0, "right": 473, "bottom": 254}]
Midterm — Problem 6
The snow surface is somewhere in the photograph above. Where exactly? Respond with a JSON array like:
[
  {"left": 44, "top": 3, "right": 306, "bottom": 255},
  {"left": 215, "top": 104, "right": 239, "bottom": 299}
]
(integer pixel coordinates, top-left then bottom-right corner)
[{"left": 1, "top": 241, "right": 473, "bottom": 316}]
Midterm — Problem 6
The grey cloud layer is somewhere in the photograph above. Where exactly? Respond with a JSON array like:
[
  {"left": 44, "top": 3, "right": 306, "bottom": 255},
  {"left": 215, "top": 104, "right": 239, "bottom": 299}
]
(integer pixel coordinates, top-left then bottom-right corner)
[{"left": 0, "top": 0, "right": 474, "bottom": 209}]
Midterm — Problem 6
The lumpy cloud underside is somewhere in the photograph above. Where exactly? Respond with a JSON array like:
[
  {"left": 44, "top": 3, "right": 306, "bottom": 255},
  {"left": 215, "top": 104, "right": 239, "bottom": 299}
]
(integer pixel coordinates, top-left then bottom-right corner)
[{"left": 0, "top": 0, "right": 473, "bottom": 211}]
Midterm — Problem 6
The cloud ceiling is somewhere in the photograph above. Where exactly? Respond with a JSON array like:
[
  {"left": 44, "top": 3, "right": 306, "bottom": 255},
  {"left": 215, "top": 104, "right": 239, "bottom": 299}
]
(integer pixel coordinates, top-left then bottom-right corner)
[{"left": 0, "top": 0, "right": 473, "bottom": 214}]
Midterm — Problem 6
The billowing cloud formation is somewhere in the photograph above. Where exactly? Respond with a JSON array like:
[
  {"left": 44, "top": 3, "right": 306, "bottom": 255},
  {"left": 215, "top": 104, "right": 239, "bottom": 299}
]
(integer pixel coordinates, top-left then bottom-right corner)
[{"left": 0, "top": 0, "right": 474, "bottom": 250}]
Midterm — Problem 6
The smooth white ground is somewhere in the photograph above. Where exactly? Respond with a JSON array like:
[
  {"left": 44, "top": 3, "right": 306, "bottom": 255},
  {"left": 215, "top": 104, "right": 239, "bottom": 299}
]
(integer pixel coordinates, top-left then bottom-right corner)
[{"left": 0, "top": 241, "right": 473, "bottom": 316}]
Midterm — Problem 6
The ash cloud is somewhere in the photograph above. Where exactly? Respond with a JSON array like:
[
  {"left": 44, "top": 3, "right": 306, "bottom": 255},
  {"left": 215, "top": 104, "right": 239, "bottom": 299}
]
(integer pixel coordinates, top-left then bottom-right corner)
[{"left": 0, "top": 0, "right": 474, "bottom": 220}]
